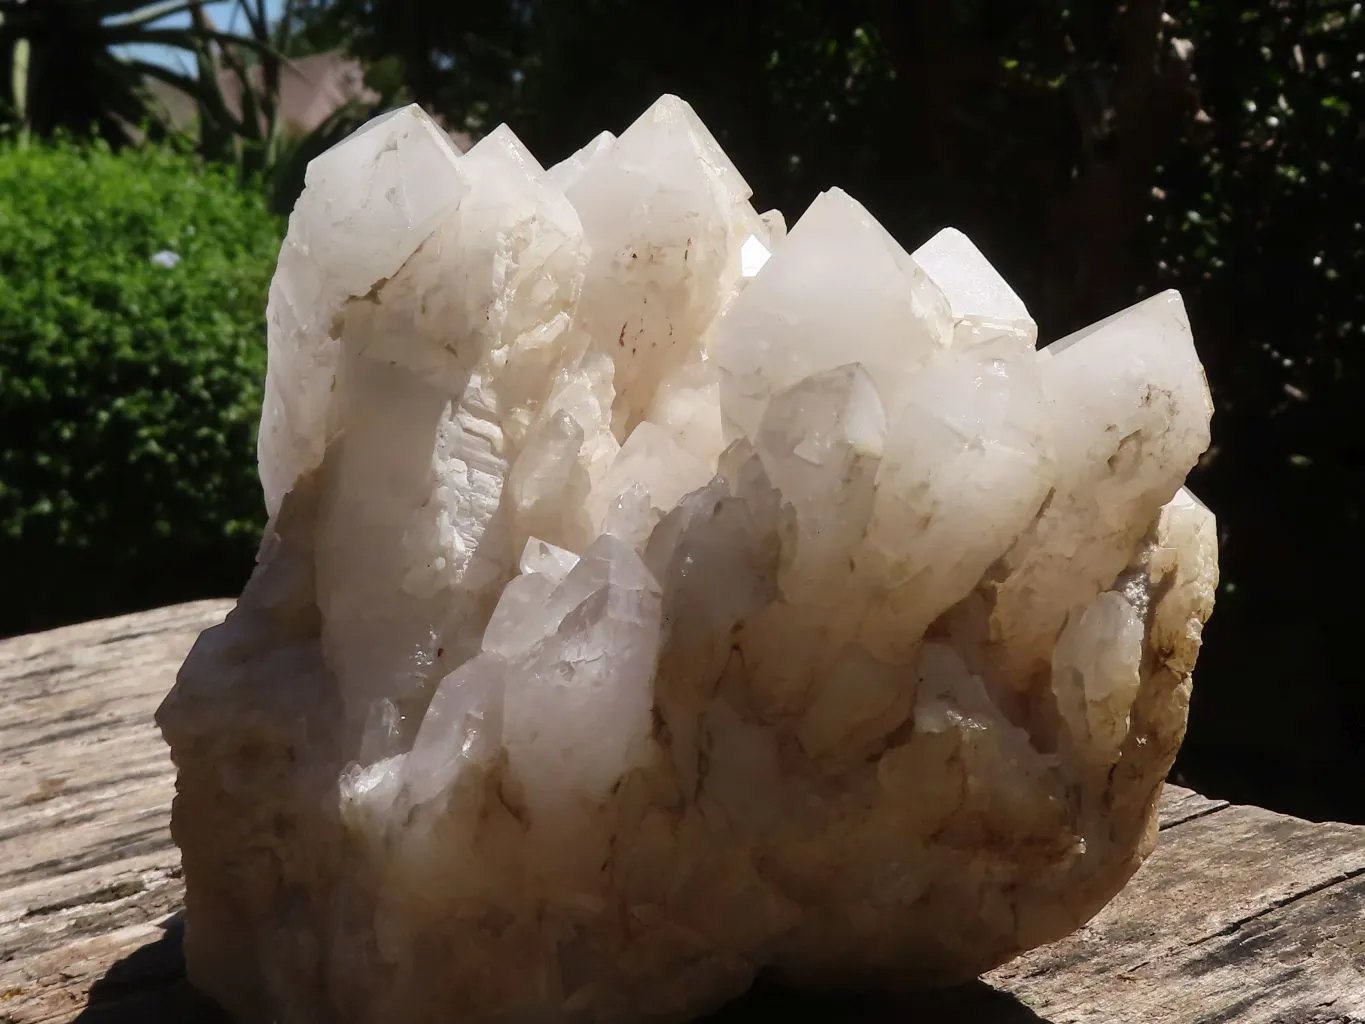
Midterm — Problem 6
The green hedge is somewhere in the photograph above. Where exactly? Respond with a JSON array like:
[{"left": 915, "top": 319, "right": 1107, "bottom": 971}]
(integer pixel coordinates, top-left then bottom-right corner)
[{"left": 0, "top": 139, "right": 284, "bottom": 637}]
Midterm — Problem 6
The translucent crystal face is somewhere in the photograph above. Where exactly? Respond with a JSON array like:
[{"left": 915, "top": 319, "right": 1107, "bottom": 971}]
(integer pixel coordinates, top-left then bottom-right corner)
[{"left": 162, "top": 95, "right": 1218, "bottom": 1024}]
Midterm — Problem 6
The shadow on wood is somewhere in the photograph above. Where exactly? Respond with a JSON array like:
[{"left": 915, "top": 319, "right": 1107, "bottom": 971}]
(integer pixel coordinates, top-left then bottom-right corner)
[
  {"left": 72, "top": 914, "right": 229, "bottom": 1024},
  {"left": 68, "top": 912, "right": 1049, "bottom": 1024},
  {"left": 703, "top": 977, "right": 1050, "bottom": 1022}
]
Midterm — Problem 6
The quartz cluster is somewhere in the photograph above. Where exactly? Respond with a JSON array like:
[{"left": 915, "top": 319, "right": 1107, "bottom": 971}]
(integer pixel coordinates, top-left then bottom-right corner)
[{"left": 158, "top": 96, "right": 1218, "bottom": 1024}]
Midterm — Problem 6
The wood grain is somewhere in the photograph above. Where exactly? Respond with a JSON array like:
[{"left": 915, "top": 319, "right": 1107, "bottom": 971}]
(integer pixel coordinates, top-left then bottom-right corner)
[
  {"left": 1, "top": 601, "right": 1361, "bottom": 1023},
  {"left": 987, "top": 804, "right": 1365, "bottom": 1023},
  {"left": 0, "top": 601, "right": 231, "bottom": 1024}
]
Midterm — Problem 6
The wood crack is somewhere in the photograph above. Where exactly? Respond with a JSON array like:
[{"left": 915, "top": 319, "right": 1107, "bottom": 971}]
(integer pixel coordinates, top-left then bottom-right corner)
[
  {"left": 1187, "top": 865, "right": 1365, "bottom": 948},
  {"left": 1158, "top": 802, "right": 1229, "bottom": 831}
]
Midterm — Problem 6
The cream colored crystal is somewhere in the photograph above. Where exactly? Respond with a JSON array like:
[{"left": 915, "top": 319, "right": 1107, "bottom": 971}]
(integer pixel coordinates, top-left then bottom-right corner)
[{"left": 160, "top": 95, "right": 1218, "bottom": 1024}]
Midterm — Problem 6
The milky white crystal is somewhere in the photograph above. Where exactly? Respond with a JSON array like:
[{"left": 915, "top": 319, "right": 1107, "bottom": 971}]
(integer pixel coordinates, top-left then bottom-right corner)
[{"left": 160, "top": 95, "right": 1218, "bottom": 1024}]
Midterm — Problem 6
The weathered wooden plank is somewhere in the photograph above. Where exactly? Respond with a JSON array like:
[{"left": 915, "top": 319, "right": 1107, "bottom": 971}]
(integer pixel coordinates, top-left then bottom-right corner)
[
  {"left": 0, "top": 600, "right": 231, "bottom": 891},
  {"left": 0, "top": 601, "right": 230, "bottom": 1024},
  {"left": 985, "top": 803, "right": 1365, "bottom": 1022},
  {"left": 1155, "top": 784, "right": 1229, "bottom": 830},
  {"left": 2, "top": 602, "right": 1362, "bottom": 1024}
]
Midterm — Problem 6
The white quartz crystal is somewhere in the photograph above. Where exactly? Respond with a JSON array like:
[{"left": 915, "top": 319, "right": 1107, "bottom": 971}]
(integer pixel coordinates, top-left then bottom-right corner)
[{"left": 160, "top": 96, "right": 1218, "bottom": 1024}]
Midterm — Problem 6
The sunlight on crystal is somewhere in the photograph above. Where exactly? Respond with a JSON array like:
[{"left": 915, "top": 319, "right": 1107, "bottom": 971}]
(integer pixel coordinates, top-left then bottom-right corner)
[{"left": 740, "top": 233, "right": 772, "bottom": 278}]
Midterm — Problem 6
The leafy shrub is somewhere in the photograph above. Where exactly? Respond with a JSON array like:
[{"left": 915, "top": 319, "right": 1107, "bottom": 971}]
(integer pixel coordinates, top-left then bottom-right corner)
[{"left": 0, "top": 138, "right": 283, "bottom": 636}]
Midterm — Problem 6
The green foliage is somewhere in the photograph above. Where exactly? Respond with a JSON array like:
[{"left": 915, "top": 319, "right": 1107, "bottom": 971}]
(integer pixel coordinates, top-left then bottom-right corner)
[
  {"left": 0, "top": 0, "right": 276, "bottom": 145},
  {"left": 167, "top": 1, "right": 393, "bottom": 216},
  {"left": 189, "top": 0, "right": 376, "bottom": 207},
  {"left": 0, "top": 138, "right": 282, "bottom": 635},
  {"left": 1147, "top": 0, "right": 1365, "bottom": 818},
  {"left": 0, "top": 0, "right": 382, "bottom": 220}
]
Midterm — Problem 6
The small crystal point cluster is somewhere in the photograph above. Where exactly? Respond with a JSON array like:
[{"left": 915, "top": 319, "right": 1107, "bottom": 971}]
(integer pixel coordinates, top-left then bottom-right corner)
[{"left": 159, "top": 95, "right": 1218, "bottom": 1024}]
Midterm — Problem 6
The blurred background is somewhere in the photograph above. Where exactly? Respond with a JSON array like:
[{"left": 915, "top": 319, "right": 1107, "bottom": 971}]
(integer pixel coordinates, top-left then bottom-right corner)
[{"left": 0, "top": 0, "right": 1360, "bottom": 823}]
